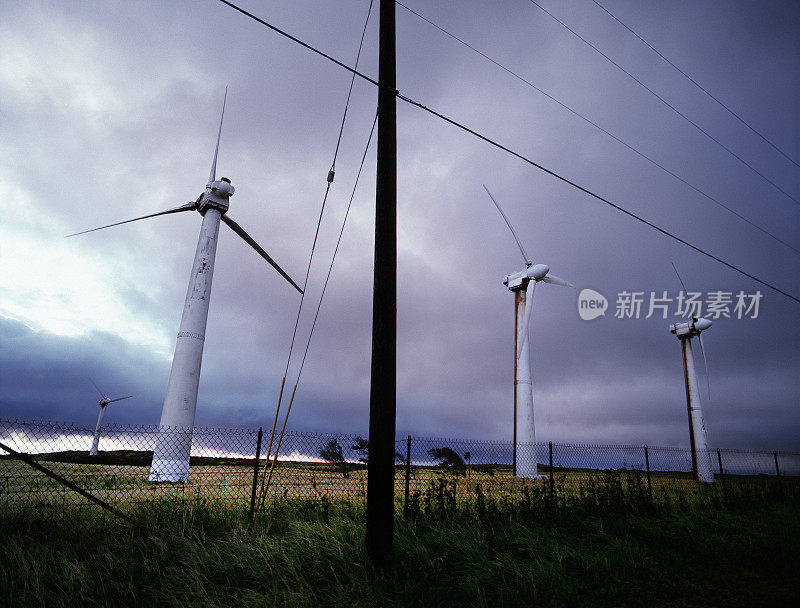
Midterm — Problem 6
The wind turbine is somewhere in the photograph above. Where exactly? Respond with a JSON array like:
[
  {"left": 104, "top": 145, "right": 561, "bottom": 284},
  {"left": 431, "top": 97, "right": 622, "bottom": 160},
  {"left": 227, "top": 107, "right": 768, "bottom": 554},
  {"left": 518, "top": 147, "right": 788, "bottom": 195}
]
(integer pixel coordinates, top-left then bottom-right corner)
[
  {"left": 88, "top": 378, "right": 132, "bottom": 456},
  {"left": 669, "top": 266, "right": 715, "bottom": 483},
  {"left": 483, "top": 185, "right": 573, "bottom": 479},
  {"left": 67, "top": 92, "right": 303, "bottom": 482}
]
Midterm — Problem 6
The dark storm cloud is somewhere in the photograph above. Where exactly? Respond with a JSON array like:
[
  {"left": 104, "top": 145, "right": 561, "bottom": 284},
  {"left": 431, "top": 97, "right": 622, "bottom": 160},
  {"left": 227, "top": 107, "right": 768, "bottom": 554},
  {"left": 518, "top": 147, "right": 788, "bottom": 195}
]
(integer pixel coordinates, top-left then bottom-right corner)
[{"left": 0, "top": 317, "right": 166, "bottom": 426}]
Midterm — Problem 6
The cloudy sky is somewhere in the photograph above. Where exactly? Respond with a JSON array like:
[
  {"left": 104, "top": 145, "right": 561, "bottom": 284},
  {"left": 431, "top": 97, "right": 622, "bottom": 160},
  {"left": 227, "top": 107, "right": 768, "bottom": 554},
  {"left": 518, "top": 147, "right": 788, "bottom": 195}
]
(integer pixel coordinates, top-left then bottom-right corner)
[{"left": 1, "top": 0, "right": 798, "bottom": 451}]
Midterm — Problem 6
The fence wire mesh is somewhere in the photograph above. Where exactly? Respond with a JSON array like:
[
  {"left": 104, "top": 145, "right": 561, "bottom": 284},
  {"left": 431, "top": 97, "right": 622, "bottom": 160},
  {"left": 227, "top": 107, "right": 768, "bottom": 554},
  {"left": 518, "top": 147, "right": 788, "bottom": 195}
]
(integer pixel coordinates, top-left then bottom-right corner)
[{"left": 1, "top": 419, "right": 797, "bottom": 527}]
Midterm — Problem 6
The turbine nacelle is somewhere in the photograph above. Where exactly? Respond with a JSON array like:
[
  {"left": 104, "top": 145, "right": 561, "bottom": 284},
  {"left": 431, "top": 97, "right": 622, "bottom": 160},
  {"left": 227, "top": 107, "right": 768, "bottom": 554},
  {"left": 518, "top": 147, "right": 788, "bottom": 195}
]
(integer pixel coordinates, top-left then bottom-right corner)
[
  {"left": 669, "top": 316, "right": 712, "bottom": 338},
  {"left": 504, "top": 264, "right": 548, "bottom": 290},
  {"left": 504, "top": 263, "right": 573, "bottom": 292},
  {"left": 198, "top": 177, "right": 234, "bottom": 214},
  {"left": 504, "top": 268, "right": 529, "bottom": 290}
]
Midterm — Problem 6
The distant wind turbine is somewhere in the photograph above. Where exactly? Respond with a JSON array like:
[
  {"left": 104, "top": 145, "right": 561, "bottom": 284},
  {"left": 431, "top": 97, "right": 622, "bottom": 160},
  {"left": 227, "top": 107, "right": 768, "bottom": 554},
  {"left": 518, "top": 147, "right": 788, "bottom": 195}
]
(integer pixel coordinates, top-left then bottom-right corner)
[
  {"left": 669, "top": 264, "right": 715, "bottom": 483},
  {"left": 88, "top": 378, "right": 132, "bottom": 456},
  {"left": 484, "top": 185, "right": 573, "bottom": 479},
  {"left": 67, "top": 91, "right": 303, "bottom": 481}
]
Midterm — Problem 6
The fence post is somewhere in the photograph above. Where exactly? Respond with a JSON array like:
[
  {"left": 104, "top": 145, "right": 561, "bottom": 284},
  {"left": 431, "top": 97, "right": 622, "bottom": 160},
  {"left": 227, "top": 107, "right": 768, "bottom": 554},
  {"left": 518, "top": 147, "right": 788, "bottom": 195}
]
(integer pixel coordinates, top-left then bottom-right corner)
[
  {"left": 249, "top": 427, "right": 263, "bottom": 521},
  {"left": 773, "top": 451, "right": 782, "bottom": 494},
  {"left": 717, "top": 448, "right": 727, "bottom": 503},
  {"left": 548, "top": 441, "right": 555, "bottom": 506},
  {"left": 644, "top": 445, "right": 652, "bottom": 505},
  {"left": 403, "top": 435, "right": 411, "bottom": 518}
]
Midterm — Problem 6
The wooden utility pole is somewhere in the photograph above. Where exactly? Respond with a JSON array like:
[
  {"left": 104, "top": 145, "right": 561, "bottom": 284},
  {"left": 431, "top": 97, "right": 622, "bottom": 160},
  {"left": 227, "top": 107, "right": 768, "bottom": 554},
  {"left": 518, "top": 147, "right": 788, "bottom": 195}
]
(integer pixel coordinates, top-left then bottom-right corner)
[{"left": 366, "top": 0, "right": 397, "bottom": 567}]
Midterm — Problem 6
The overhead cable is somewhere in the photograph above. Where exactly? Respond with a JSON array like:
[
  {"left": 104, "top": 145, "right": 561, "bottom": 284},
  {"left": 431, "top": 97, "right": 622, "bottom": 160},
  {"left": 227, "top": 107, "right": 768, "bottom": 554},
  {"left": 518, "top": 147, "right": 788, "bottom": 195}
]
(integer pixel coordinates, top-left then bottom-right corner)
[
  {"left": 591, "top": 0, "right": 800, "bottom": 170},
  {"left": 216, "top": 0, "right": 800, "bottom": 304},
  {"left": 259, "top": 0, "right": 374, "bottom": 480},
  {"left": 395, "top": 1, "right": 800, "bottom": 256},
  {"left": 260, "top": 110, "right": 379, "bottom": 502},
  {"left": 525, "top": 0, "right": 799, "bottom": 206}
]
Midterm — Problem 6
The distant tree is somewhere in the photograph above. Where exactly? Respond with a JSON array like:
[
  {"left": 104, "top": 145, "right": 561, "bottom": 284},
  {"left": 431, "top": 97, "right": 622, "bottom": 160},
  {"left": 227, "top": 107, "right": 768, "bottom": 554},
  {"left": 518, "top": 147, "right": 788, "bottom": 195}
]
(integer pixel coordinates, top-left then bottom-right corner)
[
  {"left": 350, "top": 437, "right": 406, "bottom": 467},
  {"left": 319, "top": 439, "right": 345, "bottom": 465},
  {"left": 351, "top": 437, "right": 369, "bottom": 464},
  {"left": 428, "top": 446, "right": 465, "bottom": 475}
]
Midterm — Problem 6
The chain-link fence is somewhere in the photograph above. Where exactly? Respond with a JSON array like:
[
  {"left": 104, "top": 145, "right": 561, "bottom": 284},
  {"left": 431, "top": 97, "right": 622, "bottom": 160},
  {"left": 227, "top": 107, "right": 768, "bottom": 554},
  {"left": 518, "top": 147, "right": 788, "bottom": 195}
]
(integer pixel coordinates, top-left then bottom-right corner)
[
  {"left": 0, "top": 420, "right": 261, "bottom": 527},
  {"left": 1, "top": 419, "right": 797, "bottom": 527}
]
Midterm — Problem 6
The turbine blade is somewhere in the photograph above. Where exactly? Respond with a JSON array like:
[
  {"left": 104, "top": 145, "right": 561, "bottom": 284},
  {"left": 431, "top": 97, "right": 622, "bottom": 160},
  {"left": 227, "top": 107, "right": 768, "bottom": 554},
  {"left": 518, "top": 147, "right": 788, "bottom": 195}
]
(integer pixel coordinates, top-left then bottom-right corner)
[
  {"left": 209, "top": 86, "right": 228, "bottom": 185},
  {"left": 671, "top": 261, "right": 690, "bottom": 295},
  {"left": 696, "top": 334, "right": 711, "bottom": 401},
  {"left": 108, "top": 396, "right": 133, "bottom": 403},
  {"left": 483, "top": 185, "right": 531, "bottom": 266},
  {"left": 541, "top": 274, "right": 574, "bottom": 288},
  {"left": 65, "top": 203, "right": 196, "bottom": 238},
  {"left": 517, "top": 281, "right": 536, "bottom": 359},
  {"left": 221, "top": 215, "right": 303, "bottom": 294},
  {"left": 89, "top": 377, "right": 107, "bottom": 399}
]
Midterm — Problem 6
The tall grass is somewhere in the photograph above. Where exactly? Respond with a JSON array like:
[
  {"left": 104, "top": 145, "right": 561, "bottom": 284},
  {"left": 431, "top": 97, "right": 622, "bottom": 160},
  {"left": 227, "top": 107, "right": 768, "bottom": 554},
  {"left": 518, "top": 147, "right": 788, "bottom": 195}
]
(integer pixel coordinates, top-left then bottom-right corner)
[{"left": 1, "top": 475, "right": 798, "bottom": 607}]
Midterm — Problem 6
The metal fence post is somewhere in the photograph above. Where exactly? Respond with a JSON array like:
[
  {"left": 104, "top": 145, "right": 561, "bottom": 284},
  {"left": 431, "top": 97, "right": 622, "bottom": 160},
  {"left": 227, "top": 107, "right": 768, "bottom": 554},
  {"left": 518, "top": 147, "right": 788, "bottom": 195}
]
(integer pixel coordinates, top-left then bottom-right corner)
[
  {"left": 644, "top": 445, "right": 652, "bottom": 505},
  {"left": 717, "top": 448, "right": 727, "bottom": 503},
  {"left": 774, "top": 451, "right": 782, "bottom": 494},
  {"left": 404, "top": 435, "right": 411, "bottom": 518},
  {"left": 249, "top": 427, "right": 263, "bottom": 521},
  {"left": 548, "top": 441, "right": 555, "bottom": 506}
]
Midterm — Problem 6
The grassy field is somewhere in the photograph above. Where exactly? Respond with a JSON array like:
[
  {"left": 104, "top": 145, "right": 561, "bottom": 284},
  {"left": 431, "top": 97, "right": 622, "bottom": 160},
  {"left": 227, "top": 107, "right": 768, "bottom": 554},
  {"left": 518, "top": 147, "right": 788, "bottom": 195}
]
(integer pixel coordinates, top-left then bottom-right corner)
[
  {"left": 3, "top": 450, "right": 785, "bottom": 518},
  {"left": 1, "top": 488, "right": 798, "bottom": 608}
]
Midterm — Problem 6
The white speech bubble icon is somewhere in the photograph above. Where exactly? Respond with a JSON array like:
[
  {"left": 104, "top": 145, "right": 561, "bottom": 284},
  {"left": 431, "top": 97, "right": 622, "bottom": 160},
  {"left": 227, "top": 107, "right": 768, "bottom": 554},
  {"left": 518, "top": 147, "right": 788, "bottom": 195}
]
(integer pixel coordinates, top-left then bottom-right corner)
[{"left": 578, "top": 288, "right": 608, "bottom": 321}]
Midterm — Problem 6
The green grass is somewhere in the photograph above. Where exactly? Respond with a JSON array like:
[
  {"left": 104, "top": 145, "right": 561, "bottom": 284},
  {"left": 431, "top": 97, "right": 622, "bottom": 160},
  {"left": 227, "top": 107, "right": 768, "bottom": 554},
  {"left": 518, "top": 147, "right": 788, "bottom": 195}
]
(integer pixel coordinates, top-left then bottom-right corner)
[{"left": 1, "top": 483, "right": 798, "bottom": 608}]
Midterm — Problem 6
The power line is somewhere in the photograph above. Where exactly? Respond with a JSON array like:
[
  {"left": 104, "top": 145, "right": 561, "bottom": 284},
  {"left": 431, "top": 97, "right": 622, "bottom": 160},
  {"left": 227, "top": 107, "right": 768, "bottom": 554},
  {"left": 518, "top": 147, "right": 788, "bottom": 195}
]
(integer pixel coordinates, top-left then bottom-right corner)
[
  {"left": 260, "top": 110, "right": 379, "bottom": 502},
  {"left": 591, "top": 0, "right": 800, "bottom": 170},
  {"left": 525, "top": 0, "right": 800, "bottom": 206},
  {"left": 395, "top": 1, "right": 800, "bottom": 255},
  {"left": 216, "top": 0, "right": 800, "bottom": 304},
  {"left": 261, "top": 0, "right": 374, "bottom": 470},
  {"left": 298, "top": 111, "right": 379, "bottom": 390},
  {"left": 397, "top": 92, "right": 800, "bottom": 303},
  {"left": 217, "top": 0, "right": 381, "bottom": 88}
]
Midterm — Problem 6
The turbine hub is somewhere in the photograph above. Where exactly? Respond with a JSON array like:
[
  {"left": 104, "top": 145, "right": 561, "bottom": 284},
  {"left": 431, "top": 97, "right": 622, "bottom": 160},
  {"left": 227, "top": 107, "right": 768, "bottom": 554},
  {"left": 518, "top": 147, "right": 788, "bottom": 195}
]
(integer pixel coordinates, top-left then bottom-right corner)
[
  {"left": 527, "top": 264, "right": 550, "bottom": 281},
  {"left": 694, "top": 318, "right": 712, "bottom": 331}
]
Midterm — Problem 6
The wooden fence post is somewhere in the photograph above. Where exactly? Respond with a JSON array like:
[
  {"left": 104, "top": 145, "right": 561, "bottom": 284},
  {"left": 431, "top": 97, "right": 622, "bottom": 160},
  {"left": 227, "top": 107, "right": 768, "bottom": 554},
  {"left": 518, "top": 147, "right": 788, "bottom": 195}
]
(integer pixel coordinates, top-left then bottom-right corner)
[
  {"left": 548, "top": 441, "right": 555, "bottom": 506},
  {"left": 717, "top": 448, "right": 727, "bottom": 503},
  {"left": 249, "top": 427, "right": 263, "bottom": 521},
  {"left": 644, "top": 445, "right": 652, "bottom": 505},
  {"left": 404, "top": 435, "right": 411, "bottom": 518}
]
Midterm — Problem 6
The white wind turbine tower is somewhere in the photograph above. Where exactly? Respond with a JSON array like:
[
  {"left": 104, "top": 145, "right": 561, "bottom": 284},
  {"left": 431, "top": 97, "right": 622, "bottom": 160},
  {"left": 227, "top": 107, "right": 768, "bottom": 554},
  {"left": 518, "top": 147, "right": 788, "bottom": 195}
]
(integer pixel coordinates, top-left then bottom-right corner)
[
  {"left": 88, "top": 378, "right": 132, "bottom": 456},
  {"left": 669, "top": 266, "right": 715, "bottom": 483},
  {"left": 67, "top": 92, "right": 303, "bottom": 482},
  {"left": 483, "top": 186, "right": 573, "bottom": 479}
]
